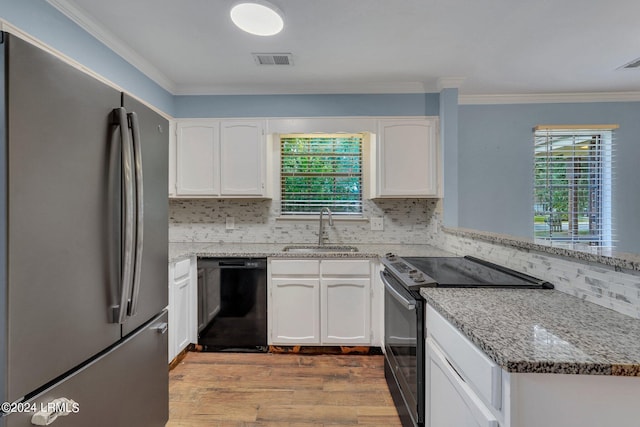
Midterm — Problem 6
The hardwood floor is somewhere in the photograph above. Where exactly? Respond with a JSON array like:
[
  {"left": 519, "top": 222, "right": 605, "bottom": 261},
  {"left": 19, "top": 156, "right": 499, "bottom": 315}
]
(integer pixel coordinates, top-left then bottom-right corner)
[{"left": 167, "top": 352, "right": 403, "bottom": 426}]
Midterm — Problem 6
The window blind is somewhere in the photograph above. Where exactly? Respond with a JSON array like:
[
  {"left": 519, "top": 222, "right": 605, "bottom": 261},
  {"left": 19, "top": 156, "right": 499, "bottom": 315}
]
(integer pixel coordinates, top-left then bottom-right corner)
[
  {"left": 533, "top": 126, "right": 616, "bottom": 250},
  {"left": 280, "top": 134, "right": 363, "bottom": 215}
]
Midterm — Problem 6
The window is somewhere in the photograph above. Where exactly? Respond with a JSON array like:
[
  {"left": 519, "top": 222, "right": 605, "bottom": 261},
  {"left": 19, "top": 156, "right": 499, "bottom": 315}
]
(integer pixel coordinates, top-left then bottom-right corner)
[
  {"left": 280, "top": 133, "right": 363, "bottom": 215},
  {"left": 533, "top": 125, "right": 616, "bottom": 250}
]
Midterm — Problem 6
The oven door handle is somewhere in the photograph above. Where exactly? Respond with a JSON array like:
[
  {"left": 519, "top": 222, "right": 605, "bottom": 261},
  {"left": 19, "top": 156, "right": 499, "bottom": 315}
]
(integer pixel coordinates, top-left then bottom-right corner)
[{"left": 381, "top": 271, "right": 416, "bottom": 310}]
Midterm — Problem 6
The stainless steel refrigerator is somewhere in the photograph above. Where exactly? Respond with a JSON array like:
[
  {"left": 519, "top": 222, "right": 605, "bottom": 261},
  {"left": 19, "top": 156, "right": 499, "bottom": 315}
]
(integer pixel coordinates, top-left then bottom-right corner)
[{"left": 0, "top": 32, "right": 169, "bottom": 426}]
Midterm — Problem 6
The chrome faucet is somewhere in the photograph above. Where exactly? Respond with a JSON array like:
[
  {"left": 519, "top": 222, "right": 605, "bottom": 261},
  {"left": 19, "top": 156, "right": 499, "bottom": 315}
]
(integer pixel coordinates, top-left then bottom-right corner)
[{"left": 318, "top": 207, "right": 333, "bottom": 246}]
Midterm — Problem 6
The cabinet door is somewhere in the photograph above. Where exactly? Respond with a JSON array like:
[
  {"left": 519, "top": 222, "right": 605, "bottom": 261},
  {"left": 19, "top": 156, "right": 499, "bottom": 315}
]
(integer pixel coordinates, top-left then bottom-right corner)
[
  {"left": 376, "top": 119, "right": 438, "bottom": 197},
  {"left": 197, "top": 268, "right": 207, "bottom": 333},
  {"left": 321, "top": 278, "right": 371, "bottom": 344},
  {"left": 270, "top": 278, "right": 320, "bottom": 344},
  {"left": 174, "top": 275, "right": 192, "bottom": 354},
  {"left": 176, "top": 121, "right": 219, "bottom": 195},
  {"left": 427, "top": 339, "right": 499, "bottom": 427},
  {"left": 220, "top": 120, "right": 265, "bottom": 196},
  {"left": 169, "top": 258, "right": 194, "bottom": 362}
]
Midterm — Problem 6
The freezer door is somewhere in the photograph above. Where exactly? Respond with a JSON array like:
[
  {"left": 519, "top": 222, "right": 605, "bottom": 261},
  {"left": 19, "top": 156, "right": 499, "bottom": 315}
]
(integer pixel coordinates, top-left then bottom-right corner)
[
  {"left": 3, "top": 311, "right": 169, "bottom": 427},
  {"left": 5, "top": 35, "right": 122, "bottom": 402},
  {"left": 121, "top": 94, "right": 168, "bottom": 336}
]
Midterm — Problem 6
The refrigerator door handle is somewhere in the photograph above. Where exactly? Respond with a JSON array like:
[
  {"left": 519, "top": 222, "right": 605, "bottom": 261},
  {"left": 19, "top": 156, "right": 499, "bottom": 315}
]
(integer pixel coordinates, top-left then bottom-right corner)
[
  {"left": 127, "top": 111, "right": 144, "bottom": 317},
  {"left": 112, "top": 107, "right": 135, "bottom": 324},
  {"left": 152, "top": 322, "right": 169, "bottom": 335}
]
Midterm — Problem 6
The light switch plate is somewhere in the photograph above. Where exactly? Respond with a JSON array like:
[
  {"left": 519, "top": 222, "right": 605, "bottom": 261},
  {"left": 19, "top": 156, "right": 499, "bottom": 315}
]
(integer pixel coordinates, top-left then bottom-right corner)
[
  {"left": 370, "top": 217, "right": 384, "bottom": 231},
  {"left": 226, "top": 217, "right": 235, "bottom": 230}
]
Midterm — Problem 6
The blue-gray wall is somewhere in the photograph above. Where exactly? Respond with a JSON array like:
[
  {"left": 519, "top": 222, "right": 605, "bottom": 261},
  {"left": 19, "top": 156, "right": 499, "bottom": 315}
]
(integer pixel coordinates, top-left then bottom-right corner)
[
  {"left": 457, "top": 102, "right": 640, "bottom": 254},
  {"left": 175, "top": 93, "right": 439, "bottom": 117},
  {"left": 0, "top": 0, "right": 174, "bottom": 115},
  {"left": 439, "top": 88, "right": 459, "bottom": 227}
]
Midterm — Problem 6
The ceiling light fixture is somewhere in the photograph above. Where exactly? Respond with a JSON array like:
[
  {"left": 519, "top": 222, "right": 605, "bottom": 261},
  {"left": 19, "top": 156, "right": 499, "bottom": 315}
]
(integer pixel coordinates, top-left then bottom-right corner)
[{"left": 230, "top": 1, "right": 284, "bottom": 36}]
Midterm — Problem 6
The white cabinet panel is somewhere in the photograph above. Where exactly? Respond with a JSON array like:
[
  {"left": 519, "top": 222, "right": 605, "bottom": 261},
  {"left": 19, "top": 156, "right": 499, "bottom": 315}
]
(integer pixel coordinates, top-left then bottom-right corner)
[
  {"left": 321, "top": 259, "right": 371, "bottom": 276},
  {"left": 173, "top": 119, "right": 268, "bottom": 198},
  {"left": 168, "top": 257, "right": 197, "bottom": 362},
  {"left": 428, "top": 338, "right": 499, "bottom": 427},
  {"left": 175, "top": 122, "right": 219, "bottom": 196},
  {"left": 321, "top": 278, "right": 371, "bottom": 344},
  {"left": 428, "top": 305, "right": 501, "bottom": 409},
  {"left": 373, "top": 118, "right": 438, "bottom": 198},
  {"left": 270, "top": 278, "right": 320, "bottom": 344},
  {"left": 174, "top": 275, "right": 192, "bottom": 353},
  {"left": 268, "top": 258, "right": 373, "bottom": 346},
  {"left": 220, "top": 121, "right": 265, "bottom": 196},
  {"left": 270, "top": 259, "right": 319, "bottom": 276}
]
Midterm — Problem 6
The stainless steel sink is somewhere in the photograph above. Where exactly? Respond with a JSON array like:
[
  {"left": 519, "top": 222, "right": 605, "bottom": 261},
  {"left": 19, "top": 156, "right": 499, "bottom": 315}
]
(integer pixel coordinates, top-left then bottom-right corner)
[{"left": 282, "top": 245, "right": 359, "bottom": 253}]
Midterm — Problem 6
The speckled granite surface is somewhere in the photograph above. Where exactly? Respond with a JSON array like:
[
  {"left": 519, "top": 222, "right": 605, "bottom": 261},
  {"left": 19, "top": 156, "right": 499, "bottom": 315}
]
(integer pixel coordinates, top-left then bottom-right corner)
[
  {"left": 420, "top": 288, "right": 640, "bottom": 376},
  {"left": 443, "top": 226, "right": 640, "bottom": 272},
  {"left": 169, "top": 242, "right": 452, "bottom": 262}
]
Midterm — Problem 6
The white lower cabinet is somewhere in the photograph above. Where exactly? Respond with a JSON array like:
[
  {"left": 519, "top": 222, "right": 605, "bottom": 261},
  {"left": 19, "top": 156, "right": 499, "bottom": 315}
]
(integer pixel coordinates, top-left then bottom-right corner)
[
  {"left": 428, "top": 339, "right": 498, "bottom": 427},
  {"left": 425, "top": 303, "right": 640, "bottom": 427},
  {"left": 268, "top": 258, "right": 373, "bottom": 346},
  {"left": 271, "top": 278, "right": 320, "bottom": 344},
  {"left": 168, "top": 256, "right": 197, "bottom": 362},
  {"left": 321, "top": 278, "right": 371, "bottom": 344}
]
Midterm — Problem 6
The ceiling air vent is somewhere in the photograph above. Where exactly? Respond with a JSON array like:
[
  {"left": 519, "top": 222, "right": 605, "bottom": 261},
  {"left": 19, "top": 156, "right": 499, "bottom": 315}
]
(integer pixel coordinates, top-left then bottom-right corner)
[
  {"left": 252, "top": 53, "right": 293, "bottom": 66},
  {"left": 620, "top": 57, "right": 640, "bottom": 69}
]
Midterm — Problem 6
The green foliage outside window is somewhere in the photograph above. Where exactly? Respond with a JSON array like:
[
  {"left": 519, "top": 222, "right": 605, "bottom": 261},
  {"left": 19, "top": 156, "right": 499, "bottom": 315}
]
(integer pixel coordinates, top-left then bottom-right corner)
[{"left": 280, "top": 135, "right": 363, "bottom": 214}]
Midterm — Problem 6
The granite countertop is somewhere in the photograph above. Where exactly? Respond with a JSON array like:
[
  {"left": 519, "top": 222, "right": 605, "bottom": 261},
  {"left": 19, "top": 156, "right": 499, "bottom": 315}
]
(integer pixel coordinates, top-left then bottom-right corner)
[
  {"left": 443, "top": 226, "right": 640, "bottom": 272},
  {"left": 169, "top": 242, "right": 452, "bottom": 262},
  {"left": 421, "top": 288, "right": 640, "bottom": 376}
]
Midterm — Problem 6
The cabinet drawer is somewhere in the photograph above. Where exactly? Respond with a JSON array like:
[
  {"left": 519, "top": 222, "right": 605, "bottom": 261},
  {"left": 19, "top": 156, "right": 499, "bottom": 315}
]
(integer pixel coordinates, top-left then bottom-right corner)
[
  {"left": 173, "top": 258, "right": 191, "bottom": 280},
  {"left": 428, "top": 337, "right": 499, "bottom": 427},
  {"left": 270, "top": 259, "right": 320, "bottom": 276},
  {"left": 426, "top": 305, "right": 501, "bottom": 410},
  {"left": 321, "top": 259, "right": 370, "bottom": 276}
]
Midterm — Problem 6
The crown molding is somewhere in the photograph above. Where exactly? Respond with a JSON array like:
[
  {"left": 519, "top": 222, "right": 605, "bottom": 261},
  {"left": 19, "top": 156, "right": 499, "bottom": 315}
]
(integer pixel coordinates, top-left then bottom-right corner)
[
  {"left": 459, "top": 91, "right": 640, "bottom": 105},
  {"left": 46, "top": 0, "right": 177, "bottom": 94},
  {"left": 437, "top": 77, "right": 466, "bottom": 91}
]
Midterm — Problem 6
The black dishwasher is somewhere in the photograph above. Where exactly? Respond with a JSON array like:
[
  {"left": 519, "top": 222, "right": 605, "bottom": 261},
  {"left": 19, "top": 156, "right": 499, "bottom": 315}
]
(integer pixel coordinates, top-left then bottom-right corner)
[{"left": 197, "top": 258, "right": 267, "bottom": 352}]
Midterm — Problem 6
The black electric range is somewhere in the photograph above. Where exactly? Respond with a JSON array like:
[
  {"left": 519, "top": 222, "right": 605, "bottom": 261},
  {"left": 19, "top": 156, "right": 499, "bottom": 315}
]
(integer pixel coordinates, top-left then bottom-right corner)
[
  {"left": 382, "top": 254, "right": 554, "bottom": 293},
  {"left": 380, "top": 254, "right": 554, "bottom": 427}
]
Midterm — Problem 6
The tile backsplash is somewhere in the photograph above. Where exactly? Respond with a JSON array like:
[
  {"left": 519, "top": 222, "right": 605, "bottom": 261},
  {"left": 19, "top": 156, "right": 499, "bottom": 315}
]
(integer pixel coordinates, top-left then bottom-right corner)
[
  {"left": 170, "top": 197, "right": 640, "bottom": 319},
  {"left": 438, "top": 230, "right": 640, "bottom": 319},
  {"left": 169, "top": 198, "right": 441, "bottom": 245}
]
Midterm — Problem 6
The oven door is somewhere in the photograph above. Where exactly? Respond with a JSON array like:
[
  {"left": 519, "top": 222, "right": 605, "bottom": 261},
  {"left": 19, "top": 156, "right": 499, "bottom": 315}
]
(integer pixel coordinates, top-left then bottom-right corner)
[{"left": 382, "top": 270, "right": 424, "bottom": 427}]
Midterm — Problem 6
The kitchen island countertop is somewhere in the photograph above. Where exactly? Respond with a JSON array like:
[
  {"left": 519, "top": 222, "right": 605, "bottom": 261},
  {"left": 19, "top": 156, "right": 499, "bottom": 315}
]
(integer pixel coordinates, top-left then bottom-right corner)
[
  {"left": 421, "top": 287, "right": 640, "bottom": 376},
  {"left": 169, "top": 242, "right": 452, "bottom": 262}
]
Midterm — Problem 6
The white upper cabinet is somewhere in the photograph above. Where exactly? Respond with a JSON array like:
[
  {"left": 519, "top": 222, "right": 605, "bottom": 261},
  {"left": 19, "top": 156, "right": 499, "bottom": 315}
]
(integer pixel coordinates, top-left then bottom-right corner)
[
  {"left": 220, "top": 121, "right": 265, "bottom": 196},
  {"left": 175, "top": 122, "right": 220, "bottom": 196},
  {"left": 372, "top": 118, "right": 439, "bottom": 198},
  {"left": 172, "top": 119, "right": 269, "bottom": 198}
]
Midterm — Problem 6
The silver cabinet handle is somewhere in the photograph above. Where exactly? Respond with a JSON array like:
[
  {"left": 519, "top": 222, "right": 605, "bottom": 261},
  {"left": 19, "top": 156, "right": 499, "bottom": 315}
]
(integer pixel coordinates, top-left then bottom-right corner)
[
  {"left": 380, "top": 271, "right": 415, "bottom": 310},
  {"left": 127, "top": 111, "right": 144, "bottom": 317}
]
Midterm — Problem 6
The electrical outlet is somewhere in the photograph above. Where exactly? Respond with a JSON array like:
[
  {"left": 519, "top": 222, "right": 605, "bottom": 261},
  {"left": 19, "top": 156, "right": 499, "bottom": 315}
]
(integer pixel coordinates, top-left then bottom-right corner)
[
  {"left": 226, "top": 217, "right": 235, "bottom": 230},
  {"left": 370, "top": 217, "right": 384, "bottom": 231}
]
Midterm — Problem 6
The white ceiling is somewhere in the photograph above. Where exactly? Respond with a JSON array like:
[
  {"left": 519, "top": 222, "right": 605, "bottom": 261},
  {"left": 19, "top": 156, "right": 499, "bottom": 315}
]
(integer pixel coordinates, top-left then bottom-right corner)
[{"left": 48, "top": 0, "right": 640, "bottom": 97}]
